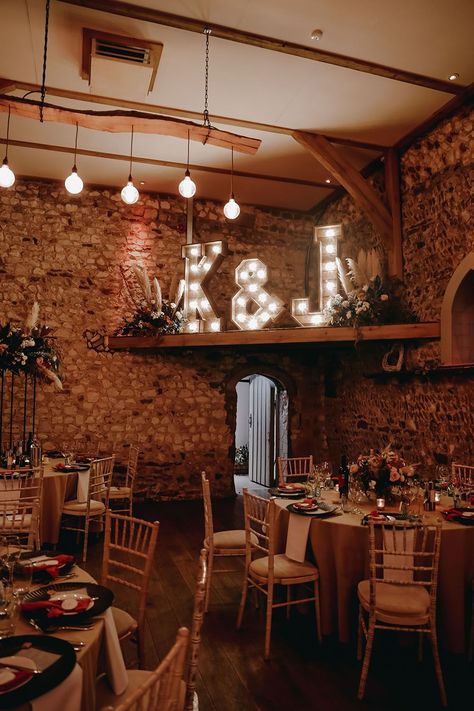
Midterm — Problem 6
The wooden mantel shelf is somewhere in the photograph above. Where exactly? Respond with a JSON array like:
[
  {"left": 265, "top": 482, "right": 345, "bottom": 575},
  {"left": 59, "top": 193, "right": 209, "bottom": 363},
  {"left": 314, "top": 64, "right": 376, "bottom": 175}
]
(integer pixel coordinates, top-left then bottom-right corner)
[{"left": 107, "top": 322, "right": 440, "bottom": 350}]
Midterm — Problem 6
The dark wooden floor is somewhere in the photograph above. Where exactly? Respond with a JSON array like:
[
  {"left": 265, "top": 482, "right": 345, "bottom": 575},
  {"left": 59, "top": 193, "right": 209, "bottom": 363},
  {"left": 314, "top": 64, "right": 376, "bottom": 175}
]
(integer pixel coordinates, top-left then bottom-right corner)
[{"left": 69, "top": 497, "right": 472, "bottom": 711}]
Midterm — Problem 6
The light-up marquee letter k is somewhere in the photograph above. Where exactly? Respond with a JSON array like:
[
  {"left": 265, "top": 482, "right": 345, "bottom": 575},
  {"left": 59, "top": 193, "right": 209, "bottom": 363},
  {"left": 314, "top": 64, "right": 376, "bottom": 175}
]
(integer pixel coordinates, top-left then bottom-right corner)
[{"left": 182, "top": 240, "right": 227, "bottom": 332}]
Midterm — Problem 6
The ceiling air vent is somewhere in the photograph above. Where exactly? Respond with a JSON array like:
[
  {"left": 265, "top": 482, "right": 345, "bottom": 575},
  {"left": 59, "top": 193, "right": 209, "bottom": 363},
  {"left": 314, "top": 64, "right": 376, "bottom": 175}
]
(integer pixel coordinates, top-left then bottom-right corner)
[{"left": 82, "top": 28, "right": 163, "bottom": 97}]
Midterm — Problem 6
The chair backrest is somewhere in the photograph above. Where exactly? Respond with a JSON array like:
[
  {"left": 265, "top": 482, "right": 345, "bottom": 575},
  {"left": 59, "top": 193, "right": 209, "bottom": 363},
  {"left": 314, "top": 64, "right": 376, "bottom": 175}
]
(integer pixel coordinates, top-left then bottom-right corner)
[
  {"left": 452, "top": 462, "right": 474, "bottom": 487},
  {"left": 201, "top": 472, "right": 214, "bottom": 546},
  {"left": 367, "top": 520, "right": 442, "bottom": 612},
  {"left": 100, "top": 627, "right": 189, "bottom": 711},
  {"left": 0, "top": 466, "right": 42, "bottom": 545},
  {"left": 125, "top": 444, "right": 140, "bottom": 489},
  {"left": 277, "top": 456, "right": 313, "bottom": 484},
  {"left": 242, "top": 489, "right": 275, "bottom": 566},
  {"left": 101, "top": 511, "right": 159, "bottom": 631},
  {"left": 184, "top": 548, "right": 208, "bottom": 711},
  {"left": 88, "top": 456, "right": 115, "bottom": 509},
  {"left": 0, "top": 466, "right": 43, "bottom": 500}
]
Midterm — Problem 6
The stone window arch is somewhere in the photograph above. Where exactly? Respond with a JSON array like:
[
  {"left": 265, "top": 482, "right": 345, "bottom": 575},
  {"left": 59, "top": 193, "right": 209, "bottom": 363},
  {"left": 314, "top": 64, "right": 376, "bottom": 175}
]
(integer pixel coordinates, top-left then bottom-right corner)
[{"left": 440, "top": 252, "right": 474, "bottom": 364}]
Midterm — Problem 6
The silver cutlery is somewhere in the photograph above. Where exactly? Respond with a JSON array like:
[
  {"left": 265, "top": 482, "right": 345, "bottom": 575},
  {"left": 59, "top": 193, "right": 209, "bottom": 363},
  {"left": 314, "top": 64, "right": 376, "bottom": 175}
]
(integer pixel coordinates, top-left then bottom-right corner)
[
  {"left": 27, "top": 619, "right": 94, "bottom": 632},
  {"left": 0, "top": 660, "right": 42, "bottom": 674}
]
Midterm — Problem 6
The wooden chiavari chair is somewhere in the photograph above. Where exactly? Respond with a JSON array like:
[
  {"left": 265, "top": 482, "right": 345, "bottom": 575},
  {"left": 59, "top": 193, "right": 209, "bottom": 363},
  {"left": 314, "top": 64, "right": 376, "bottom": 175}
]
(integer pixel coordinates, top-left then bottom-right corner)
[
  {"left": 98, "top": 627, "right": 189, "bottom": 711},
  {"left": 452, "top": 462, "right": 474, "bottom": 494},
  {"left": 179, "top": 548, "right": 208, "bottom": 711},
  {"left": 357, "top": 520, "right": 446, "bottom": 706},
  {"left": 201, "top": 472, "right": 255, "bottom": 612},
  {"left": 61, "top": 455, "right": 115, "bottom": 562},
  {"left": 0, "top": 466, "right": 43, "bottom": 548},
  {"left": 277, "top": 455, "right": 313, "bottom": 485},
  {"left": 101, "top": 511, "right": 159, "bottom": 669},
  {"left": 469, "top": 578, "right": 474, "bottom": 662},
  {"left": 109, "top": 445, "right": 139, "bottom": 516},
  {"left": 237, "top": 489, "right": 321, "bottom": 659}
]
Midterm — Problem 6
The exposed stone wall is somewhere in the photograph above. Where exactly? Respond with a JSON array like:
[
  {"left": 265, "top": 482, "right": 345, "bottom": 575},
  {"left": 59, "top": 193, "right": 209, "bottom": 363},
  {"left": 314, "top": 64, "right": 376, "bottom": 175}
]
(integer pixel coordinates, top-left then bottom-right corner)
[
  {"left": 319, "top": 105, "right": 474, "bottom": 466},
  {"left": 0, "top": 180, "right": 319, "bottom": 497}
]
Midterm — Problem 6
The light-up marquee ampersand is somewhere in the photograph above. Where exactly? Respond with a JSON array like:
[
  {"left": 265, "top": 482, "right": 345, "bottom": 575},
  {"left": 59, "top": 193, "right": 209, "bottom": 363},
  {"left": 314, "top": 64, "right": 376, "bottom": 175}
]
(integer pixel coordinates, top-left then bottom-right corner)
[
  {"left": 182, "top": 240, "right": 227, "bottom": 333},
  {"left": 291, "top": 224, "right": 342, "bottom": 327},
  {"left": 231, "top": 258, "right": 284, "bottom": 330}
]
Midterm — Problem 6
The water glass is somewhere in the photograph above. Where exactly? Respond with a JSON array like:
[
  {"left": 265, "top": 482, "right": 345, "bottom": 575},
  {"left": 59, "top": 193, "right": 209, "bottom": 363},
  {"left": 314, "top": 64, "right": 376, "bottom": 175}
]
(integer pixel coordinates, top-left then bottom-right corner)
[
  {"left": 0, "top": 588, "right": 18, "bottom": 639},
  {"left": 12, "top": 560, "right": 33, "bottom": 599}
]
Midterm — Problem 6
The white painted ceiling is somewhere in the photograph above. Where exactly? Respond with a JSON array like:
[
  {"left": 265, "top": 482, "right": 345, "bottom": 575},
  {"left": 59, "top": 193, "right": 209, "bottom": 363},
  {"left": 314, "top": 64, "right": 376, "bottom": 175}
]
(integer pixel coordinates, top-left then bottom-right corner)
[{"left": 0, "top": 0, "right": 472, "bottom": 210}]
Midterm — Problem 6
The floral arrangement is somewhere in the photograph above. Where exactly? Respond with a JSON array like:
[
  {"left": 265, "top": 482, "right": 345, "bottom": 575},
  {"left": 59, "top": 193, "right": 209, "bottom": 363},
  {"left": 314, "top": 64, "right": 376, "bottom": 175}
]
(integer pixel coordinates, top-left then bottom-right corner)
[
  {"left": 349, "top": 444, "right": 419, "bottom": 498},
  {"left": 0, "top": 303, "right": 62, "bottom": 389},
  {"left": 323, "top": 249, "right": 413, "bottom": 327},
  {"left": 114, "top": 264, "right": 186, "bottom": 337}
]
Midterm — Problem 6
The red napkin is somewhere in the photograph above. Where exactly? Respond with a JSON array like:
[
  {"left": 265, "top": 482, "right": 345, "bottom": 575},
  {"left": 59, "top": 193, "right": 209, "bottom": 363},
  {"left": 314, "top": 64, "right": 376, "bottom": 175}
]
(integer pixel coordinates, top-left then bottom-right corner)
[
  {"left": 32, "top": 554, "right": 74, "bottom": 579},
  {"left": 22, "top": 597, "right": 91, "bottom": 618},
  {"left": 0, "top": 669, "right": 32, "bottom": 691},
  {"left": 442, "top": 508, "right": 462, "bottom": 521}
]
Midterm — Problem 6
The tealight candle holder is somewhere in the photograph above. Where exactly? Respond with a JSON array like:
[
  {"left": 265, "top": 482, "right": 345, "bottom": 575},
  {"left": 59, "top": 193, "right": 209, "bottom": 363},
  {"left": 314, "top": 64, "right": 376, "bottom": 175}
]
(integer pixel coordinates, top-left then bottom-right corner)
[
  {"left": 434, "top": 490, "right": 441, "bottom": 503},
  {"left": 376, "top": 497, "right": 385, "bottom": 510}
]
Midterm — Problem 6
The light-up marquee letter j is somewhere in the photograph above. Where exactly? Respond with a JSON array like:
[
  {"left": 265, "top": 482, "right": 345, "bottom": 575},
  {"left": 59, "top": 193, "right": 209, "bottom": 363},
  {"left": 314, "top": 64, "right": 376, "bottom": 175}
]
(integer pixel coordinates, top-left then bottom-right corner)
[
  {"left": 232, "top": 258, "right": 284, "bottom": 330},
  {"left": 291, "top": 224, "right": 342, "bottom": 326},
  {"left": 182, "top": 240, "right": 227, "bottom": 332}
]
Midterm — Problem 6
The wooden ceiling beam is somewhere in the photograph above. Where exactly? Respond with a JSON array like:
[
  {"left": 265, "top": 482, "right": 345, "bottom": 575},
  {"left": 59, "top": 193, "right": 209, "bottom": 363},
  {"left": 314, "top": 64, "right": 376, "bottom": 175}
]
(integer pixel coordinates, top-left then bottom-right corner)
[
  {"left": 293, "top": 131, "right": 395, "bottom": 263},
  {"left": 0, "top": 78, "right": 387, "bottom": 152},
  {"left": 1, "top": 137, "right": 334, "bottom": 189},
  {"left": 58, "top": 0, "right": 465, "bottom": 95},
  {"left": 394, "top": 82, "right": 474, "bottom": 152}
]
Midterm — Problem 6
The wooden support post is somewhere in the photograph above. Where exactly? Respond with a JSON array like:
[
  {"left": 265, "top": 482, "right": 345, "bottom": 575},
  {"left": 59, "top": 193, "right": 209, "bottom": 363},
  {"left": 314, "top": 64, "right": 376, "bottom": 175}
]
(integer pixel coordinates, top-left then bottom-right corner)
[
  {"left": 293, "top": 130, "right": 393, "bottom": 252},
  {"left": 384, "top": 148, "right": 403, "bottom": 278}
]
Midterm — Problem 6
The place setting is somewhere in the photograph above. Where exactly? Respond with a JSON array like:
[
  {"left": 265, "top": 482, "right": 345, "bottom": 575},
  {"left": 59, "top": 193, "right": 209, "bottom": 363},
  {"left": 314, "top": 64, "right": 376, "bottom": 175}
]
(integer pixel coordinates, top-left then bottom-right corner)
[
  {"left": 269, "top": 483, "right": 306, "bottom": 498},
  {"left": 286, "top": 498, "right": 340, "bottom": 517}
]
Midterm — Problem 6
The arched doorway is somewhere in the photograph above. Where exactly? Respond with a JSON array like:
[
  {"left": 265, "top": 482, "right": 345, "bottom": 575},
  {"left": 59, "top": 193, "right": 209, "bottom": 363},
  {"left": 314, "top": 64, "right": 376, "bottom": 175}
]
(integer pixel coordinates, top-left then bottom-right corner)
[
  {"left": 234, "top": 373, "right": 288, "bottom": 491},
  {"left": 441, "top": 253, "right": 474, "bottom": 364}
]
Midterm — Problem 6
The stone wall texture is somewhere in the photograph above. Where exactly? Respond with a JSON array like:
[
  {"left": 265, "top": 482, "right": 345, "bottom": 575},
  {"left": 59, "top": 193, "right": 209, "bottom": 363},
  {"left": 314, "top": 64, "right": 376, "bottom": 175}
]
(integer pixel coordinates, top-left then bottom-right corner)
[
  {"left": 0, "top": 104, "right": 472, "bottom": 496},
  {"left": 319, "top": 104, "right": 474, "bottom": 467}
]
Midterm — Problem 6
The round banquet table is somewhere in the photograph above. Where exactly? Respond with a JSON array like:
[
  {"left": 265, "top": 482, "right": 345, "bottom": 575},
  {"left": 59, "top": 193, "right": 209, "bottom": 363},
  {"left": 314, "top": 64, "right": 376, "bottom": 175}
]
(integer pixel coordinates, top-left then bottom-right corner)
[
  {"left": 273, "top": 492, "right": 474, "bottom": 654},
  {"left": 13, "top": 566, "right": 107, "bottom": 711},
  {"left": 41, "top": 461, "right": 81, "bottom": 545}
]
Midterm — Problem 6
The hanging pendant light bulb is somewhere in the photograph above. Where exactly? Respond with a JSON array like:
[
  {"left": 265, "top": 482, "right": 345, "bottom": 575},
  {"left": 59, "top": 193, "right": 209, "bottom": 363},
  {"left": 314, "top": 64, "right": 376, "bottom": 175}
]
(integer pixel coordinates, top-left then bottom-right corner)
[
  {"left": 178, "top": 129, "right": 196, "bottom": 198},
  {"left": 0, "top": 106, "right": 15, "bottom": 188},
  {"left": 65, "top": 123, "right": 83, "bottom": 195},
  {"left": 121, "top": 126, "right": 139, "bottom": 205},
  {"left": 223, "top": 147, "right": 240, "bottom": 220}
]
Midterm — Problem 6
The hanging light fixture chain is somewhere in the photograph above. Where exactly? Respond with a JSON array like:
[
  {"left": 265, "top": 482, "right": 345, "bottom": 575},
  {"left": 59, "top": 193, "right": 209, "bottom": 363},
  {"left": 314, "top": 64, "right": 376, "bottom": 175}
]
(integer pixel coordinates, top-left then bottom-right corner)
[
  {"left": 5, "top": 107, "right": 11, "bottom": 158},
  {"left": 230, "top": 147, "right": 234, "bottom": 194},
  {"left": 203, "top": 27, "right": 212, "bottom": 129},
  {"left": 129, "top": 126, "right": 134, "bottom": 178},
  {"left": 40, "top": 0, "right": 51, "bottom": 123},
  {"left": 73, "top": 122, "right": 79, "bottom": 167}
]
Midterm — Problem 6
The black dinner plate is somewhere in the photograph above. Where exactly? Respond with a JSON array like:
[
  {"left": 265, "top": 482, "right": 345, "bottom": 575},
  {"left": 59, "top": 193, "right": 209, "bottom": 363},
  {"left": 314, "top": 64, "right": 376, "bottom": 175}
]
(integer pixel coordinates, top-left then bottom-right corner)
[
  {"left": 269, "top": 487, "right": 305, "bottom": 499},
  {"left": 0, "top": 635, "right": 76, "bottom": 708},
  {"left": 442, "top": 507, "right": 474, "bottom": 525},
  {"left": 19, "top": 550, "right": 76, "bottom": 582},
  {"left": 287, "top": 502, "right": 339, "bottom": 517},
  {"left": 22, "top": 582, "right": 113, "bottom": 631},
  {"left": 53, "top": 464, "right": 90, "bottom": 473}
]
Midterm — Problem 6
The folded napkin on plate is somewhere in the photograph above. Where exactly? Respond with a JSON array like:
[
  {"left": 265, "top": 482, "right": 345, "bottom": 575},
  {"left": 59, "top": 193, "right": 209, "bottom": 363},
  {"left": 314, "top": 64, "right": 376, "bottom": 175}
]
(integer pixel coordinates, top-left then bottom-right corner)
[
  {"left": 29, "top": 554, "right": 74, "bottom": 579},
  {"left": 442, "top": 508, "right": 463, "bottom": 521},
  {"left": 21, "top": 597, "right": 91, "bottom": 618},
  {"left": 0, "top": 668, "right": 32, "bottom": 691}
]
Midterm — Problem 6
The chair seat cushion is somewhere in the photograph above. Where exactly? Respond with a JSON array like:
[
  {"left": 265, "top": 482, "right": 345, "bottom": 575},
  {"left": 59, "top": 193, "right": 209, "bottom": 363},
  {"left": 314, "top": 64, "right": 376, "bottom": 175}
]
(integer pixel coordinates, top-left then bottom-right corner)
[
  {"left": 62, "top": 499, "right": 105, "bottom": 514},
  {"left": 96, "top": 669, "right": 151, "bottom": 710},
  {"left": 358, "top": 579, "right": 430, "bottom": 622},
  {"left": 109, "top": 486, "right": 131, "bottom": 497},
  {"left": 112, "top": 605, "right": 137, "bottom": 638},
  {"left": 212, "top": 529, "right": 255, "bottom": 551},
  {"left": 249, "top": 554, "right": 318, "bottom": 582}
]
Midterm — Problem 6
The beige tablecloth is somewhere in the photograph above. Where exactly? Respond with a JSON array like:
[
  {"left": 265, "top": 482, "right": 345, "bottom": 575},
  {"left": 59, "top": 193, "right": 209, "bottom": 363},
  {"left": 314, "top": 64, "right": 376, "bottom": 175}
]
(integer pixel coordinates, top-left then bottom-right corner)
[
  {"left": 274, "top": 494, "right": 474, "bottom": 654},
  {"left": 14, "top": 566, "right": 126, "bottom": 711}
]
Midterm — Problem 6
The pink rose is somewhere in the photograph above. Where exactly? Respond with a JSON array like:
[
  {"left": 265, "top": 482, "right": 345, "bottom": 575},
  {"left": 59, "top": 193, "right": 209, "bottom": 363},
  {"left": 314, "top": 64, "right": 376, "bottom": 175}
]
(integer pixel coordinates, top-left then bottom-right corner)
[
  {"left": 389, "top": 467, "right": 400, "bottom": 482},
  {"left": 349, "top": 463, "right": 359, "bottom": 474}
]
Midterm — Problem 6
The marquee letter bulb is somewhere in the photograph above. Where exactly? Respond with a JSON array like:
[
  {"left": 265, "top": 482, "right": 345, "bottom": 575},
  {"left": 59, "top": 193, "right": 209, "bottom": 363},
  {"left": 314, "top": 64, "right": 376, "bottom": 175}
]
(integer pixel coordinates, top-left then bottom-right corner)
[
  {"left": 223, "top": 196, "right": 240, "bottom": 220},
  {"left": 65, "top": 167, "right": 83, "bottom": 195},
  {"left": 178, "top": 171, "right": 196, "bottom": 198},
  {"left": 121, "top": 179, "right": 139, "bottom": 205},
  {"left": 0, "top": 159, "right": 15, "bottom": 188}
]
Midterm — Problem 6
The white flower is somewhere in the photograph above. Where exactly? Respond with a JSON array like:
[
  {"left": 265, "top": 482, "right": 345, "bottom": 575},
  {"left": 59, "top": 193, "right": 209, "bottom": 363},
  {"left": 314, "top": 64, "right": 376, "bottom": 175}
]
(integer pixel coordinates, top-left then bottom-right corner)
[
  {"left": 171, "top": 302, "right": 176, "bottom": 308},
  {"left": 21, "top": 338, "right": 35, "bottom": 348},
  {"left": 380, "top": 294, "right": 389, "bottom": 301},
  {"left": 342, "top": 300, "right": 349, "bottom": 308},
  {"left": 346, "top": 311, "right": 352, "bottom": 319},
  {"left": 362, "top": 301, "right": 370, "bottom": 311}
]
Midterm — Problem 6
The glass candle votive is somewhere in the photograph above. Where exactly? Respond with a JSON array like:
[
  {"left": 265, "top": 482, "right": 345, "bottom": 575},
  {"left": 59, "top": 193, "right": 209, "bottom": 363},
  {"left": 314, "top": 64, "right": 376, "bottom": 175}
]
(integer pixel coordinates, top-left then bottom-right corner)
[
  {"left": 376, "top": 497, "right": 385, "bottom": 510},
  {"left": 434, "top": 490, "right": 441, "bottom": 503}
]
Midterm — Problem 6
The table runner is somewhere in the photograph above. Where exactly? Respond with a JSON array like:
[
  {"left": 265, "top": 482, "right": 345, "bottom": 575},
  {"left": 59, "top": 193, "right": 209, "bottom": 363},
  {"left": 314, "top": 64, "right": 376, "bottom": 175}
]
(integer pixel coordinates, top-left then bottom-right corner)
[{"left": 285, "top": 513, "right": 311, "bottom": 562}]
